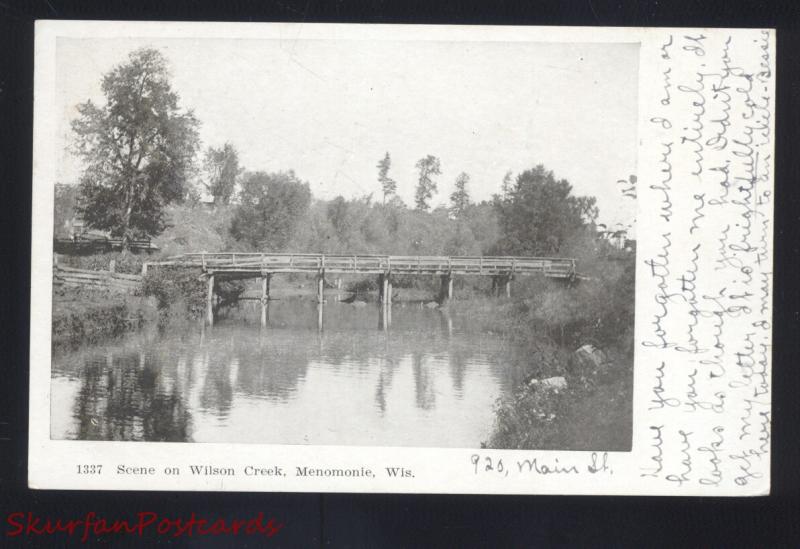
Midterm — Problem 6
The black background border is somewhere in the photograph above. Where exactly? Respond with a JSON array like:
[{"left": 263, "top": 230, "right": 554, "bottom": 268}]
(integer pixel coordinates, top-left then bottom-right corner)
[{"left": 1, "top": 1, "right": 798, "bottom": 546}]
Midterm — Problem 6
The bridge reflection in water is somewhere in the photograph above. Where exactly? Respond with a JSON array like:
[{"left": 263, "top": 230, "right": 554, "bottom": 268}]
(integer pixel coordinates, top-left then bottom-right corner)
[
  {"left": 247, "top": 300, "right": 438, "bottom": 334},
  {"left": 51, "top": 301, "right": 532, "bottom": 447}
]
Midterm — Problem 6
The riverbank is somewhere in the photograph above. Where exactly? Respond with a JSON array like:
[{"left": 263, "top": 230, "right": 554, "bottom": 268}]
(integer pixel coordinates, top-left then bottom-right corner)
[
  {"left": 51, "top": 286, "right": 155, "bottom": 347},
  {"left": 446, "top": 282, "right": 634, "bottom": 451}
]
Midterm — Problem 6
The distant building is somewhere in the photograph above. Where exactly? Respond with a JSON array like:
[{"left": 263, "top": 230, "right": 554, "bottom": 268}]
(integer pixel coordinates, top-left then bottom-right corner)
[
  {"left": 596, "top": 229, "right": 625, "bottom": 250},
  {"left": 595, "top": 222, "right": 635, "bottom": 252},
  {"left": 70, "top": 218, "right": 85, "bottom": 238},
  {"left": 66, "top": 215, "right": 106, "bottom": 241}
]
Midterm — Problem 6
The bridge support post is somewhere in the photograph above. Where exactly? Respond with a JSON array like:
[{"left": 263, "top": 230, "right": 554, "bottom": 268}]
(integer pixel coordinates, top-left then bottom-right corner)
[
  {"left": 260, "top": 274, "right": 271, "bottom": 327},
  {"left": 440, "top": 274, "right": 453, "bottom": 303},
  {"left": 383, "top": 275, "right": 389, "bottom": 305},
  {"left": 262, "top": 274, "right": 271, "bottom": 301},
  {"left": 206, "top": 274, "right": 215, "bottom": 326},
  {"left": 378, "top": 304, "right": 386, "bottom": 331},
  {"left": 260, "top": 302, "right": 270, "bottom": 328},
  {"left": 378, "top": 274, "right": 387, "bottom": 304},
  {"left": 317, "top": 273, "right": 325, "bottom": 303},
  {"left": 505, "top": 276, "right": 512, "bottom": 298},
  {"left": 386, "top": 277, "right": 392, "bottom": 305}
]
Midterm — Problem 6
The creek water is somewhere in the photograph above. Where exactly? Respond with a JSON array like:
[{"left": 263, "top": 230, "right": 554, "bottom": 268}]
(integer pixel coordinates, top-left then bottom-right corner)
[{"left": 50, "top": 300, "right": 532, "bottom": 448}]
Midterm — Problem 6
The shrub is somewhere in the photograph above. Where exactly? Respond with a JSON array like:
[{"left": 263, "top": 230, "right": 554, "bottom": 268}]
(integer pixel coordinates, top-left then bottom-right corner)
[
  {"left": 142, "top": 267, "right": 206, "bottom": 317},
  {"left": 346, "top": 277, "right": 377, "bottom": 293},
  {"left": 216, "top": 279, "right": 246, "bottom": 305},
  {"left": 488, "top": 384, "right": 571, "bottom": 449}
]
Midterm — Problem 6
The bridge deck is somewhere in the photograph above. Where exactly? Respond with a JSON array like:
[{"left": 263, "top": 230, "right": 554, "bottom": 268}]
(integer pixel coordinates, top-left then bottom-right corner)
[{"left": 159, "top": 253, "right": 577, "bottom": 279}]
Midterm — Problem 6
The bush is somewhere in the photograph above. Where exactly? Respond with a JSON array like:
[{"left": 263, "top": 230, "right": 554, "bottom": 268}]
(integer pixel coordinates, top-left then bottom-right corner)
[
  {"left": 142, "top": 267, "right": 206, "bottom": 317},
  {"left": 489, "top": 384, "right": 571, "bottom": 449},
  {"left": 216, "top": 279, "right": 246, "bottom": 305},
  {"left": 346, "top": 277, "right": 377, "bottom": 293}
]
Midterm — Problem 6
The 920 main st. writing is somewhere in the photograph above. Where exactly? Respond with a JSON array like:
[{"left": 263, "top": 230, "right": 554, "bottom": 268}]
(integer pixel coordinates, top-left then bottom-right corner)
[{"left": 471, "top": 452, "right": 612, "bottom": 477}]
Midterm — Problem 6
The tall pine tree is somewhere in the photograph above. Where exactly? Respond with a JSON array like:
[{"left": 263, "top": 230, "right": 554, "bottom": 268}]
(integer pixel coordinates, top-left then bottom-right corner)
[{"left": 377, "top": 152, "right": 397, "bottom": 204}]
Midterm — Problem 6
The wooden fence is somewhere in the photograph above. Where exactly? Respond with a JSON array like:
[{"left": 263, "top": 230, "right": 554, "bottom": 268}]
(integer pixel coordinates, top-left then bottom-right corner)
[{"left": 53, "top": 264, "right": 142, "bottom": 293}]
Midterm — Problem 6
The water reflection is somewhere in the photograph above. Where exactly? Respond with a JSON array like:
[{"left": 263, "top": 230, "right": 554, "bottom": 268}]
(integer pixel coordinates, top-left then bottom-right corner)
[
  {"left": 71, "top": 350, "right": 191, "bottom": 441},
  {"left": 411, "top": 351, "right": 435, "bottom": 410},
  {"left": 52, "top": 301, "right": 530, "bottom": 447}
]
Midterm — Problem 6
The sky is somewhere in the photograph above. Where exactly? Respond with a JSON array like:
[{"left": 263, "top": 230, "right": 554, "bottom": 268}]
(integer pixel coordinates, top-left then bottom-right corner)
[{"left": 55, "top": 37, "right": 639, "bottom": 229}]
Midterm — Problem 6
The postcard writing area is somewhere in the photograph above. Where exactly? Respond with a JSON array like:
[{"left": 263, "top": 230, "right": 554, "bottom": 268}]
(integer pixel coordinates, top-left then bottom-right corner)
[{"left": 638, "top": 29, "right": 773, "bottom": 494}]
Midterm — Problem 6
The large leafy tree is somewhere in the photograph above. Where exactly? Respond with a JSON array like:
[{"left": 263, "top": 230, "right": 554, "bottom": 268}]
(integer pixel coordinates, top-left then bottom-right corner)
[
  {"left": 449, "top": 172, "right": 471, "bottom": 218},
  {"left": 71, "top": 48, "right": 200, "bottom": 247},
  {"left": 376, "top": 152, "right": 397, "bottom": 204},
  {"left": 414, "top": 155, "right": 441, "bottom": 211},
  {"left": 203, "top": 142, "right": 242, "bottom": 205},
  {"left": 230, "top": 171, "right": 312, "bottom": 250},
  {"left": 493, "top": 164, "right": 597, "bottom": 255}
]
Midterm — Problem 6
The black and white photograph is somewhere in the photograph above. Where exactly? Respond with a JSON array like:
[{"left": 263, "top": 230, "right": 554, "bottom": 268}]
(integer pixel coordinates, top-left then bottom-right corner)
[{"left": 48, "top": 34, "right": 638, "bottom": 450}]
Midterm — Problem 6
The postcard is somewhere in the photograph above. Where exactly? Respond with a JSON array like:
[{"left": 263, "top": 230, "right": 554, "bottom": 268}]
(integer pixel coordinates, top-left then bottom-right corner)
[{"left": 29, "top": 21, "right": 773, "bottom": 495}]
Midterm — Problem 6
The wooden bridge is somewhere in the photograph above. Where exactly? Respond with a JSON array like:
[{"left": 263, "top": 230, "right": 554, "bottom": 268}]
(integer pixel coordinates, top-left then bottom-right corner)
[{"left": 146, "top": 253, "right": 578, "bottom": 325}]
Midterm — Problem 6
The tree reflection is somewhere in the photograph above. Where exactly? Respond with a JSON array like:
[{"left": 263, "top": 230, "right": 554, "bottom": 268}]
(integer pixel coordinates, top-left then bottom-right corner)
[
  {"left": 198, "top": 348, "right": 235, "bottom": 416},
  {"left": 411, "top": 351, "right": 436, "bottom": 410},
  {"left": 74, "top": 350, "right": 191, "bottom": 442},
  {"left": 448, "top": 348, "right": 468, "bottom": 396},
  {"left": 373, "top": 357, "right": 398, "bottom": 415},
  {"left": 232, "top": 332, "right": 311, "bottom": 402}
]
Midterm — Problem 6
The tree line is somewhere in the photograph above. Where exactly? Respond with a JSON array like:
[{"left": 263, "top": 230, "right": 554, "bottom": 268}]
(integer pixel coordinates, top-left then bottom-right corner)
[{"left": 68, "top": 47, "right": 609, "bottom": 258}]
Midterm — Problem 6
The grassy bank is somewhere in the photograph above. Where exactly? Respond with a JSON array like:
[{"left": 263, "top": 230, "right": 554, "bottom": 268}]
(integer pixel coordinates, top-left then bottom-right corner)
[{"left": 52, "top": 286, "right": 155, "bottom": 348}]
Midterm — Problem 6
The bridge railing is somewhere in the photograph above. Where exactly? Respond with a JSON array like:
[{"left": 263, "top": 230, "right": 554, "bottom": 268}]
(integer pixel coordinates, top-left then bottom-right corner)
[{"left": 166, "top": 253, "right": 576, "bottom": 278}]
